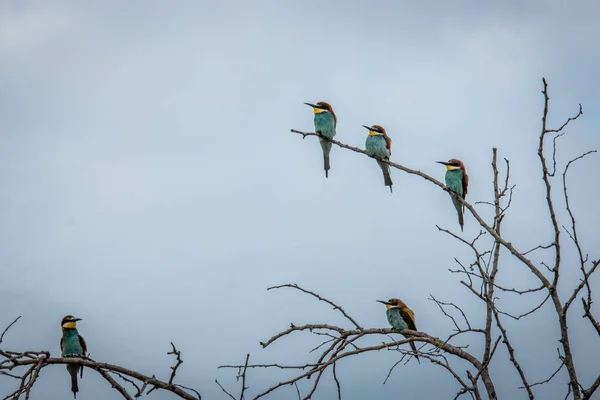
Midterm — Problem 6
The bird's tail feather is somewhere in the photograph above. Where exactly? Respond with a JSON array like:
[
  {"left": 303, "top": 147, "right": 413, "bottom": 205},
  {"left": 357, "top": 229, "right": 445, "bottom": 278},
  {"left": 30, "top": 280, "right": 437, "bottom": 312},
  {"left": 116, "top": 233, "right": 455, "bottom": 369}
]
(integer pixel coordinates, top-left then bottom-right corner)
[
  {"left": 377, "top": 160, "right": 393, "bottom": 192},
  {"left": 451, "top": 196, "right": 464, "bottom": 231},
  {"left": 320, "top": 139, "right": 332, "bottom": 178},
  {"left": 402, "top": 331, "right": 420, "bottom": 363},
  {"left": 67, "top": 364, "right": 79, "bottom": 398},
  {"left": 409, "top": 341, "right": 420, "bottom": 363}
]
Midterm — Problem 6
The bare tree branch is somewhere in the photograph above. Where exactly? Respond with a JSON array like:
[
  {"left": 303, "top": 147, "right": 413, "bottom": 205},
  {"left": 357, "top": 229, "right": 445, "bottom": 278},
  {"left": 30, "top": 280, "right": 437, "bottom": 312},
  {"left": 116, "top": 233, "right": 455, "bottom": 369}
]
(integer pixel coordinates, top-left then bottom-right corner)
[
  {"left": 224, "top": 282, "right": 498, "bottom": 400},
  {"left": 291, "top": 128, "right": 555, "bottom": 294},
  {"left": 0, "top": 319, "right": 201, "bottom": 400},
  {"left": 96, "top": 369, "right": 135, "bottom": 400},
  {"left": 582, "top": 294, "right": 600, "bottom": 337},
  {"left": 267, "top": 284, "right": 362, "bottom": 329},
  {"left": 215, "top": 379, "right": 237, "bottom": 400},
  {"left": 239, "top": 354, "right": 250, "bottom": 400},
  {"left": 275, "top": 79, "right": 595, "bottom": 400},
  {"left": 168, "top": 342, "right": 184, "bottom": 385}
]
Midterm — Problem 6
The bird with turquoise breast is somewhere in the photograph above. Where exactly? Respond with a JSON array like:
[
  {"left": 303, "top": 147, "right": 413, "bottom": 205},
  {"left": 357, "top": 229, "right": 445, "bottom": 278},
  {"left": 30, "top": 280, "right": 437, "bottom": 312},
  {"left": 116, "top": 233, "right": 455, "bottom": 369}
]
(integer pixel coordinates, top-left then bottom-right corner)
[
  {"left": 363, "top": 124, "right": 393, "bottom": 192},
  {"left": 377, "top": 298, "right": 420, "bottom": 362},
  {"left": 304, "top": 101, "right": 337, "bottom": 178},
  {"left": 436, "top": 159, "right": 469, "bottom": 231},
  {"left": 60, "top": 315, "right": 87, "bottom": 399}
]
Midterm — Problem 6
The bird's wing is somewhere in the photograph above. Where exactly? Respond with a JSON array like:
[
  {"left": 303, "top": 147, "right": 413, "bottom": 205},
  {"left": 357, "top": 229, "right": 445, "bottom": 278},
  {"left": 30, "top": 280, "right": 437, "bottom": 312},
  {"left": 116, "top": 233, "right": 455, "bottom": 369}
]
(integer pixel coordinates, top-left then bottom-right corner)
[
  {"left": 60, "top": 336, "right": 64, "bottom": 353},
  {"left": 462, "top": 171, "right": 469, "bottom": 199},
  {"left": 78, "top": 334, "right": 87, "bottom": 379},
  {"left": 384, "top": 134, "right": 392, "bottom": 156},
  {"left": 400, "top": 307, "right": 417, "bottom": 331},
  {"left": 78, "top": 335, "right": 87, "bottom": 355}
]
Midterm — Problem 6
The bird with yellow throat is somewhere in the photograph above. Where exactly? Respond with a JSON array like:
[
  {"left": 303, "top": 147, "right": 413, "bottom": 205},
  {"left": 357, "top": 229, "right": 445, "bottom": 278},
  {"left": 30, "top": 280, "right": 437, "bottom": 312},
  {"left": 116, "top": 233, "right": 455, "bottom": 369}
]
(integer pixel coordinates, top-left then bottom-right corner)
[
  {"left": 437, "top": 159, "right": 469, "bottom": 231},
  {"left": 304, "top": 101, "right": 337, "bottom": 178},
  {"left": 377, "top": 298, "right": 420, "bottom": 362},
  {"left": 363, "top": 124, "right": 393, "bottom": 192},
  {"left": 60, "top": 315, "right": 87, "bottom": 398}
]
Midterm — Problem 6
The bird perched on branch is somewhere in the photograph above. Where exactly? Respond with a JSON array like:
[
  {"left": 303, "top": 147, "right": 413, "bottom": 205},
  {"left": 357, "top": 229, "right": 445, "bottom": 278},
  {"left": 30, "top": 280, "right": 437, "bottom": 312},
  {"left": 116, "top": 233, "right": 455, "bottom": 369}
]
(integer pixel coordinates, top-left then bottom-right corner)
[
  {"left": 377, "top": 298, "right": 419, "bottom": 362},
  {"left": 363, "top": 124, "right": 393, "bottom": 192},
  {"left": 437, "top": 159, "right": 469, "bottom": 231},
  {"left": 304, "top": 101, "right": 337, "bottom": 178},
  {"left": 60, "top": 315, "right": 87, "bottom": 398}
]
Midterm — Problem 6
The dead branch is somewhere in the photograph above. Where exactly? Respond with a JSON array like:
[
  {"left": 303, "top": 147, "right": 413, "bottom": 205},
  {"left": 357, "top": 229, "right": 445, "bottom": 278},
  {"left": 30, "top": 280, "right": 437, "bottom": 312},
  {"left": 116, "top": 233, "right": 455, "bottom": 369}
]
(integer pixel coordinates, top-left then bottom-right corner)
[
  {"left": 493, "top": 307, "right": 533, "bottom": 399},
  {"left": 96, "top": 368, "right": 135, "bottom": 400},
  {"left": 496, "top": 294, "right": 551, "bottom": 321},
  {"left": 239, "top": 354, "right": 250, "bottom": 400},
  {"left": 582, "top": 295, "right": 600, "bottom": 337},
  {"left": 167, "top": 342, "right": 183, "bottom": 385},
  {"left": 222, "top": 283, "right": 497, "bottom": 400},
  {"left": 215, "top": 379, "right": 236, "bottom": 400},
  {"left": 0, "top": 316, "right": 21, "bottom": 348},
  {"left": 583, "top": 374, "right": 600, "bottom": 400},
  {"left": 291, "top": 127, "right": 555, "bottom": 297},
  {"left": 0, "top": 318, "right": 201, "bottom": 400},
  {"left": 281, "top": 79, "right": 595, "bottom": 400},
  {"left": 539, "top": 77, "right": 589, "bottom": 398},
  {"left": 267, "top": 284, "right": 362, "bottom": 329}
]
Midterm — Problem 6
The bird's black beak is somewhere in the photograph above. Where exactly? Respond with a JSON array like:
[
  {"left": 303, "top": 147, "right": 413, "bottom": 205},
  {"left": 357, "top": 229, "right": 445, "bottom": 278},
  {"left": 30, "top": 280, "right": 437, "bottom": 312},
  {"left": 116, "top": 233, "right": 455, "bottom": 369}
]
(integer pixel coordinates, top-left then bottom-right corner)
[
  {"left": 436, "top": 161, "right": 450, "bottom": 166},
  {"left": 376, "top": 300, "right": 390, "bottom": 305},
  {"left": 362, "top": 125, "right": 372, "bottom": 130},
  {"left": 73, "top": 318, "right": 82, "bottom": 322},
  {"left": 304, "top": 102, "right": 318, "bottom": 108}
]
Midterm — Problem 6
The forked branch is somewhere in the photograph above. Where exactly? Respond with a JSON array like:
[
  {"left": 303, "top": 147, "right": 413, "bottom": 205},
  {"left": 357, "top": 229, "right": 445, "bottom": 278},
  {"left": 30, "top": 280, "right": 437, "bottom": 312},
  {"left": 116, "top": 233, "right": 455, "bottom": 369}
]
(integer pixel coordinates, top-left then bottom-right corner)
[
  {"left": 221, "top": 284, "right": 497, "bottom": 400},
  {"left": 0, "top": 318, "right": 200, "bottom": 400}
]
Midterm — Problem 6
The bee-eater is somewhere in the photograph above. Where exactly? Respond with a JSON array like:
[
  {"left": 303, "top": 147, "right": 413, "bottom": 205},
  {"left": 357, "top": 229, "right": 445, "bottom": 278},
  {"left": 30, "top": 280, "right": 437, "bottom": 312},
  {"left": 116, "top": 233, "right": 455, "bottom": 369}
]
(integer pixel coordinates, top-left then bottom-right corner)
[
  {"left": 436, "top": 159, "right": 469, "bottom": 231},
  {"left": 377, "top": 298, "right": 419, "bottom": 362},
  {"left": 304, "top": 101, "right": 337, "bottom": 178},
  {"left": 363, "top": 125, "right": 393, "bottom": 192},
  {"left": 60, "top": 315, "right": 87, "bottom": 399}
]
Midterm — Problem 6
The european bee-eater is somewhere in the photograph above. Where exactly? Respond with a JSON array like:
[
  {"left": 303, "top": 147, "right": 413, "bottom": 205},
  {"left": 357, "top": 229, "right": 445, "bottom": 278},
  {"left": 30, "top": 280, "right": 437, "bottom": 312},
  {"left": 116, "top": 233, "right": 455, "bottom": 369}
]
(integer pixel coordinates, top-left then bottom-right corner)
[
  {"left": 437, "top": 159, "right": 469, "bottom": 231},
  {"left": 60, "top": 315, "right": 87, "bottom": 399},
  {"left": 304, "top": 101, "right": 337, "bottom": 178},
  {"left": 377, "top": 298, "right": 419, "bottom": 361},
  {"left": 363, "top": 125, "right": 393, "bottom": 192}
]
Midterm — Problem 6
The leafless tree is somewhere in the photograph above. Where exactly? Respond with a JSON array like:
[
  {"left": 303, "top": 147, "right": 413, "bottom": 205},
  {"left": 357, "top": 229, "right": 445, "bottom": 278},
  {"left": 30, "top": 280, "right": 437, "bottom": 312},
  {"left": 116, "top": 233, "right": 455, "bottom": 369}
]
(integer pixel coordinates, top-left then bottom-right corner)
[
  {"left": 0, "top": 317, "right": 201, "bottom": 400},
  {"left": 1, "top": 79, "right": 597, "bottom": 400},
  {"left": 219, "top": 79, "right": 599, "bottom": 400}
]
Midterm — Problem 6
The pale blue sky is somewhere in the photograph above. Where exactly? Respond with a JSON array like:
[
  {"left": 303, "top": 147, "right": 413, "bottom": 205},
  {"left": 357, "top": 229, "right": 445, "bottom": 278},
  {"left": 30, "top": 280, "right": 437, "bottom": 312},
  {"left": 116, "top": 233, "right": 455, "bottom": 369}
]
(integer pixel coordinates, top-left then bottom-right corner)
[{"left": 1, "top": 1, "right": 599, "bottom": 399}]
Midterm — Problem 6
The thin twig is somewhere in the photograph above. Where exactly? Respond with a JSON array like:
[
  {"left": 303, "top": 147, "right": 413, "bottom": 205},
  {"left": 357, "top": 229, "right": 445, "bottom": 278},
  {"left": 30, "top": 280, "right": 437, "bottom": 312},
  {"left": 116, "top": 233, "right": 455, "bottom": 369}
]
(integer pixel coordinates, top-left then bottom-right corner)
[
  {"left": 240, "top": 354, "right": 250, "bottom": 400},
  {"left": 96, "top": 369, "right": 135, "bottom": 400},
  {"left": 168, "top": 342, "right": 183, "bottom": 385},
  {"left": 215, "top": 379, "right": 236, "bottom": 400},
  {"left": 267, "top": 284, "right": 362, "bottom": 329}
]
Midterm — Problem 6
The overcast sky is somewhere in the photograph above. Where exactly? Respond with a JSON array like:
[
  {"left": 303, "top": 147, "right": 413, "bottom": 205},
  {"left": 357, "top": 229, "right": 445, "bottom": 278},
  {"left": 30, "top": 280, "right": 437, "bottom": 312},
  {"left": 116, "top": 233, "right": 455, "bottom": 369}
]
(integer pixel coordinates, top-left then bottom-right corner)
[{"left": 1, "top": 1, "right": 600, "bottom": 399}]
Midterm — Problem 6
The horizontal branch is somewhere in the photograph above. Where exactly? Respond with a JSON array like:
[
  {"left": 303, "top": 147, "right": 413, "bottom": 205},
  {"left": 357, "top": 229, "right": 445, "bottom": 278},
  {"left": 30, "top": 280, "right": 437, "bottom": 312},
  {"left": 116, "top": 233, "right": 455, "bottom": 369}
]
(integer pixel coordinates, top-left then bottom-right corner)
[
  {"left": 254, "top": 321, "right": 496, "bottom": 400},
  {"left": 1, "top": 356, "right": 200, "bottom": 400}
]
